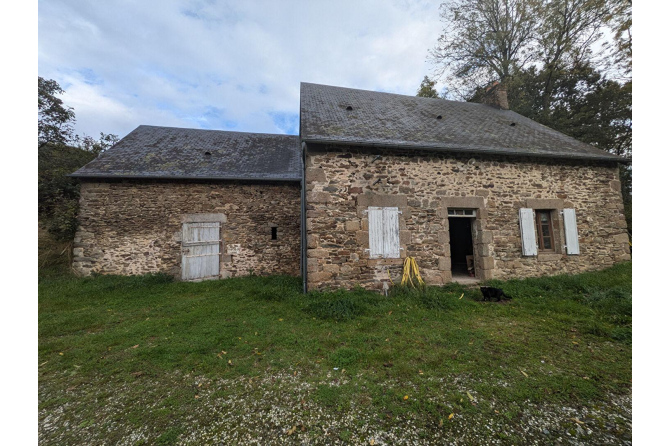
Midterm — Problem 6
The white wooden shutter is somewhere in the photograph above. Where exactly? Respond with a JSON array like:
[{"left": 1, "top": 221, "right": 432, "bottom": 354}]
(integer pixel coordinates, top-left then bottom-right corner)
[
  {"left": 368, "top": 207, "right": 384, "bottom": 258},
  {"left": 519, "top": 208, "right": 537, "bottom": 256},
  {"left": 368, "top": 207, "right": 400, "bottom": 258},
  {"left": 382, "top": 207, "right": 400, "bottom": 258},
  {"left": 563, "top": 208, "right": 580, "bottom": 255}
]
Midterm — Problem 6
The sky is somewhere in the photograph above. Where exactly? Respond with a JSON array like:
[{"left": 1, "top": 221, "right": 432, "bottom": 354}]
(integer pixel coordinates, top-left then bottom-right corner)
[{"left": 38, "top": 0, "right": 444, "bottom": 140}]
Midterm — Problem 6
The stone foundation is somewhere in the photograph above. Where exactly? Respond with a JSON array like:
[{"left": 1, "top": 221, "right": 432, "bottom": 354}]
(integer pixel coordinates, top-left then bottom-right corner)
[
  {"left": 305, "top": 145, "right": 629, "bottom": 291},
  {"left": 73, "top": 180, "right": 301, "bottom": 279}
]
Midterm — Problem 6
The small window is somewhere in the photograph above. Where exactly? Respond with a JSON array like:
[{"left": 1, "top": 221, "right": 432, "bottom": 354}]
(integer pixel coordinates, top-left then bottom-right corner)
[
  {"left": 368, "top": 207, "right": 400, "bottom": 258},
  {"left": 447, "top": 209, "right": 476, "bottom": 217},
  {"left": 271, "top": 227, "right": 278, "bottom": 240},
  {"left": 535, "top": 210, "right": 554, "bottom": 251}
]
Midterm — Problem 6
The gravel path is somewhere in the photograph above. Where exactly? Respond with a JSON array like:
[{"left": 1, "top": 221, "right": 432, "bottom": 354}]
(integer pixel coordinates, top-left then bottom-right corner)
[{"left": 39, "top": 371, "right": 631, "bottom": 445}]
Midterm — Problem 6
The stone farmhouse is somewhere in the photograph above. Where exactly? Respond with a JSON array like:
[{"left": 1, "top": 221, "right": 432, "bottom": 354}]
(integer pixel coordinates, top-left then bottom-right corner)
[{"left": 71, "top": 82, "right": 630, "bottom": 291}]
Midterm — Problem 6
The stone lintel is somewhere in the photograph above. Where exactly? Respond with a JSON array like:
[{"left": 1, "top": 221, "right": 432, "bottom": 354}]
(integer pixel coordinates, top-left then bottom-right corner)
[
  {"left": 441, "top": 196, "right": 485, "bottom": 209},
  {"left": 525, "top": 198, "right": 564, "bottom": 210},
  {"left": 356, "top": 193, "right": 407, "bottom": 208},
  {"left": 181, "top": 213, "right": 227, "bottom": 223}
]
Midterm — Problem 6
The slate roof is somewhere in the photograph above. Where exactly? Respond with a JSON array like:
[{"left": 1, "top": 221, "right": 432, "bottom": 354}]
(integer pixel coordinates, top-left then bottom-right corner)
[
  {"left": 300, "top": 82, "right": 623, "bottom": 162},
  {"left": 71, "top": 126, "right": 302, "bottom": 181}
]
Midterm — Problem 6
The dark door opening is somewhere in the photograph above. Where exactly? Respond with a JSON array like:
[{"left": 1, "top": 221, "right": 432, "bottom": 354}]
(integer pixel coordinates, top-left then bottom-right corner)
[{"left": 448, "top": 217, "right": 474, "bottom": 275}]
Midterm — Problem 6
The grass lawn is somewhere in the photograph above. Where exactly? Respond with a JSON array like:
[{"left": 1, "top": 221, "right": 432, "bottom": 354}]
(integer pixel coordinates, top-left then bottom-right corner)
[{"left": 39, "top": 263, "right": 632, "bottom": 445}]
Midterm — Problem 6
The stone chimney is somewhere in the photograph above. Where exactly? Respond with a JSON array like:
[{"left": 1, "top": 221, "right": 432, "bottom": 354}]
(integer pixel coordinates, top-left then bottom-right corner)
[{"left": 481, "top": 81, "right": 509, "bottom": 110}]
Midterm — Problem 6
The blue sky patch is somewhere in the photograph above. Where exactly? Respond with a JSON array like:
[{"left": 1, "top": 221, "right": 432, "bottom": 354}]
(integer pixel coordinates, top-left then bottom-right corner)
[{"left": 269, "top": 111, "right": 299, "bottom": 135}]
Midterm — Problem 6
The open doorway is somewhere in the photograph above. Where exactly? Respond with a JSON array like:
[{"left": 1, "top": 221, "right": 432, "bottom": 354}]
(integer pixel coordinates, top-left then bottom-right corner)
[{"left": 448, "top": 213, "right": 475, "bottom": 279}]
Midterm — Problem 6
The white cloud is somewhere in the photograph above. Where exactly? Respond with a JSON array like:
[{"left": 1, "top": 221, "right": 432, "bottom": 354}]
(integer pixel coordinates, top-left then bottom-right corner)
[{"left": 38, "top": 0, "right": 444, "bottom": 138}]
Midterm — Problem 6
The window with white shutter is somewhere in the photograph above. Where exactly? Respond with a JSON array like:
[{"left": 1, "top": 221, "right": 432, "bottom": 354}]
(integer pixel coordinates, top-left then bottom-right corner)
[
  {"left": 519, "top": 208, "right": 538, "bottom": 256},
  {"left": 368, "top": 207, "right": 400, "bottom": 258},
  {"left": 563, "top": 208, "right": 580, "bottom": 255}
]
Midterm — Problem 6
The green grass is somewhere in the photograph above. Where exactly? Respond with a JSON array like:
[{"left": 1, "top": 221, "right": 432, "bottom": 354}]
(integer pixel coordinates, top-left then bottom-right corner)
[{"left": 39, "top": 262, "right": 632, "bottom": 444}]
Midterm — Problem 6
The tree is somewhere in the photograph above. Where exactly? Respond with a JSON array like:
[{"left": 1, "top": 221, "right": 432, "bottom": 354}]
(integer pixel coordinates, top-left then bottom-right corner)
[
  {"left": 76, "top": 133, "right": 120, "bottom": 154},
  {"left": 430, "top": 1, "right": 632, "bottom": 231},
  {"left": 37, "top": 77, "right": 119, "bottom": 242},
  {"left": 505, "top": 63, "right": 632, "bottom": 231},
  {"left": 417, "top": 76, "right": 440, "bottom": 98},
  {"left": 603, "top": 0, "right": 632, "bottom": 78},
  {"left": 38, "top": 77, "right": 76, "bottom": 147},
  {"left": 430, "top": 0, "right": 616, "bottom": 103},
  {"left": 506, "top": 63, "right": 631, "bottom": 157},
  {"left": 535, "top": 0, "right": 608, "bottom": 114},
  {"left": 429, "top": 0, "right": 539, "bottom": 98}
]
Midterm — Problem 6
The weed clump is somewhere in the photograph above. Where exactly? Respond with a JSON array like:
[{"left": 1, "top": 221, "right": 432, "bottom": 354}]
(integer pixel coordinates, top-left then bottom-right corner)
[
  {"left": 330, "top": 347, "right": 360, "bottom": 367},
  {"left": 304, "top": 288, "right": 381, "bottom": 321}
]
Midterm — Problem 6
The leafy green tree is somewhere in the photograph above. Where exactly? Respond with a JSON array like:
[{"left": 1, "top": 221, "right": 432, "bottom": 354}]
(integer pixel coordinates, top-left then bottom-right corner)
[
  {"left": 38, "top": 77, "right": 119, "bottom": 242},
  {"left": 38, "top": 144, "right": 97, "bottom": 241},
  {"left": 505, "top": 63, "right": 632, "bottom": 231},
  {"left": 77, "top": 133, "right": 120, "bottom": 154},
  {"left": 39, "top": 77, "right": 76, "bottom": 147},
  {"left": 417, "top": 76, "right": 440, "bottom": 98},
  {"left": 506, "top": 63, "right": 630, "bottom": 157}
]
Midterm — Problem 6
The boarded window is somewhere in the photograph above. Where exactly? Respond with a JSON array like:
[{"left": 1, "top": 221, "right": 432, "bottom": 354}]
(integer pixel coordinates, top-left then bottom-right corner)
[
  {"left": 519, "top": 208, "right": 537, "bottom": 256},
  {"left": 182, "top": 222, "right": 221, "bottom": 280},
  {"left": 563, "top": 208, "right": 580, "bottom": 255},
  {"left": 368, "top": 207, "right": 400, "bottom": 258}
]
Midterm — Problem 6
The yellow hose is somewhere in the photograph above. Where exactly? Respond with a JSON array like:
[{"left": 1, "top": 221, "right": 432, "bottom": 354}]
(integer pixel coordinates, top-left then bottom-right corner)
[{"left": 401, "top": 257, "right": 425, "bottom": 288}]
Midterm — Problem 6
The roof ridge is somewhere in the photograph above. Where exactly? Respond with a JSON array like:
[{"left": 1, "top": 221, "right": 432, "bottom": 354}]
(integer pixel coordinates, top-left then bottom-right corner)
[
  {"left": 301, "top": 81, "right": 485, "bottom": 108},
  {"left": 136, "top": 124, "right": 299, "bottom": 138}
]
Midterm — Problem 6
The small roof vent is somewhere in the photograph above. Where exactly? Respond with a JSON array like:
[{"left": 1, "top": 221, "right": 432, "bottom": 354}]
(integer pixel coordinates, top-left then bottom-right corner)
[
  {"left": 346, "top": 105, "right": 353, "bottom": 111},
  {"left": 510, "top": 122, "right": 516, "bottom": 127},
  {"left": 204, "top": 151, "right": 212, "bottom": 156},
  {"left": 436, "top": 115, "right": 443, "bottom": 120}
]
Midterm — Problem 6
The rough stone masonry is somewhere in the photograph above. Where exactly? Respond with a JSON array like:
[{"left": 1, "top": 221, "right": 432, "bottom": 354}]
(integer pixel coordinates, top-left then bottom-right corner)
[
  {"left": 73, "top": 180, "right": 301, "bottom": 278},
  {"left": 304, "top": 145, "right": 630, "bottom": 291}
]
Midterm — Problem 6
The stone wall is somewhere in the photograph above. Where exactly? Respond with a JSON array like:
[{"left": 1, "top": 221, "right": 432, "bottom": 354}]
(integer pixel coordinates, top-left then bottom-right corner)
[
  {"left": 305, "top": 144, "right": 630, "bottom": 291},
  {"left": 73, "top": 180, "right": 301, "bottom": 279}
]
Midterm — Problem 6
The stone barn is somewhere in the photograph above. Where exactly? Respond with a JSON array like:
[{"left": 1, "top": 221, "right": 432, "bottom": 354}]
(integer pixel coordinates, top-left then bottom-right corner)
[
  {"left": 71, "top": 126, "right": 301, "bottom": 280},
  {"left": 71, "top": 82, "right": 630, "bottom": 291}
]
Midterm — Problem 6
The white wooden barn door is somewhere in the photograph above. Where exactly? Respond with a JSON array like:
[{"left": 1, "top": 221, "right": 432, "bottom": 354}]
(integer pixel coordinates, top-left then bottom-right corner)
[{"left": 181, "top": 222, "right": 221, "bottom": 280}]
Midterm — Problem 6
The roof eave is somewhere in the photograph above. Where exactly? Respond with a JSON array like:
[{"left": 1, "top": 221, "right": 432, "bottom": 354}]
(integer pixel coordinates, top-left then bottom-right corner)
[
  {"left": 68, "top": 173, "right": 301, "bottom": 182},
  {"left": 302, "top": 137, "right": 628, "bottom": 164}
]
